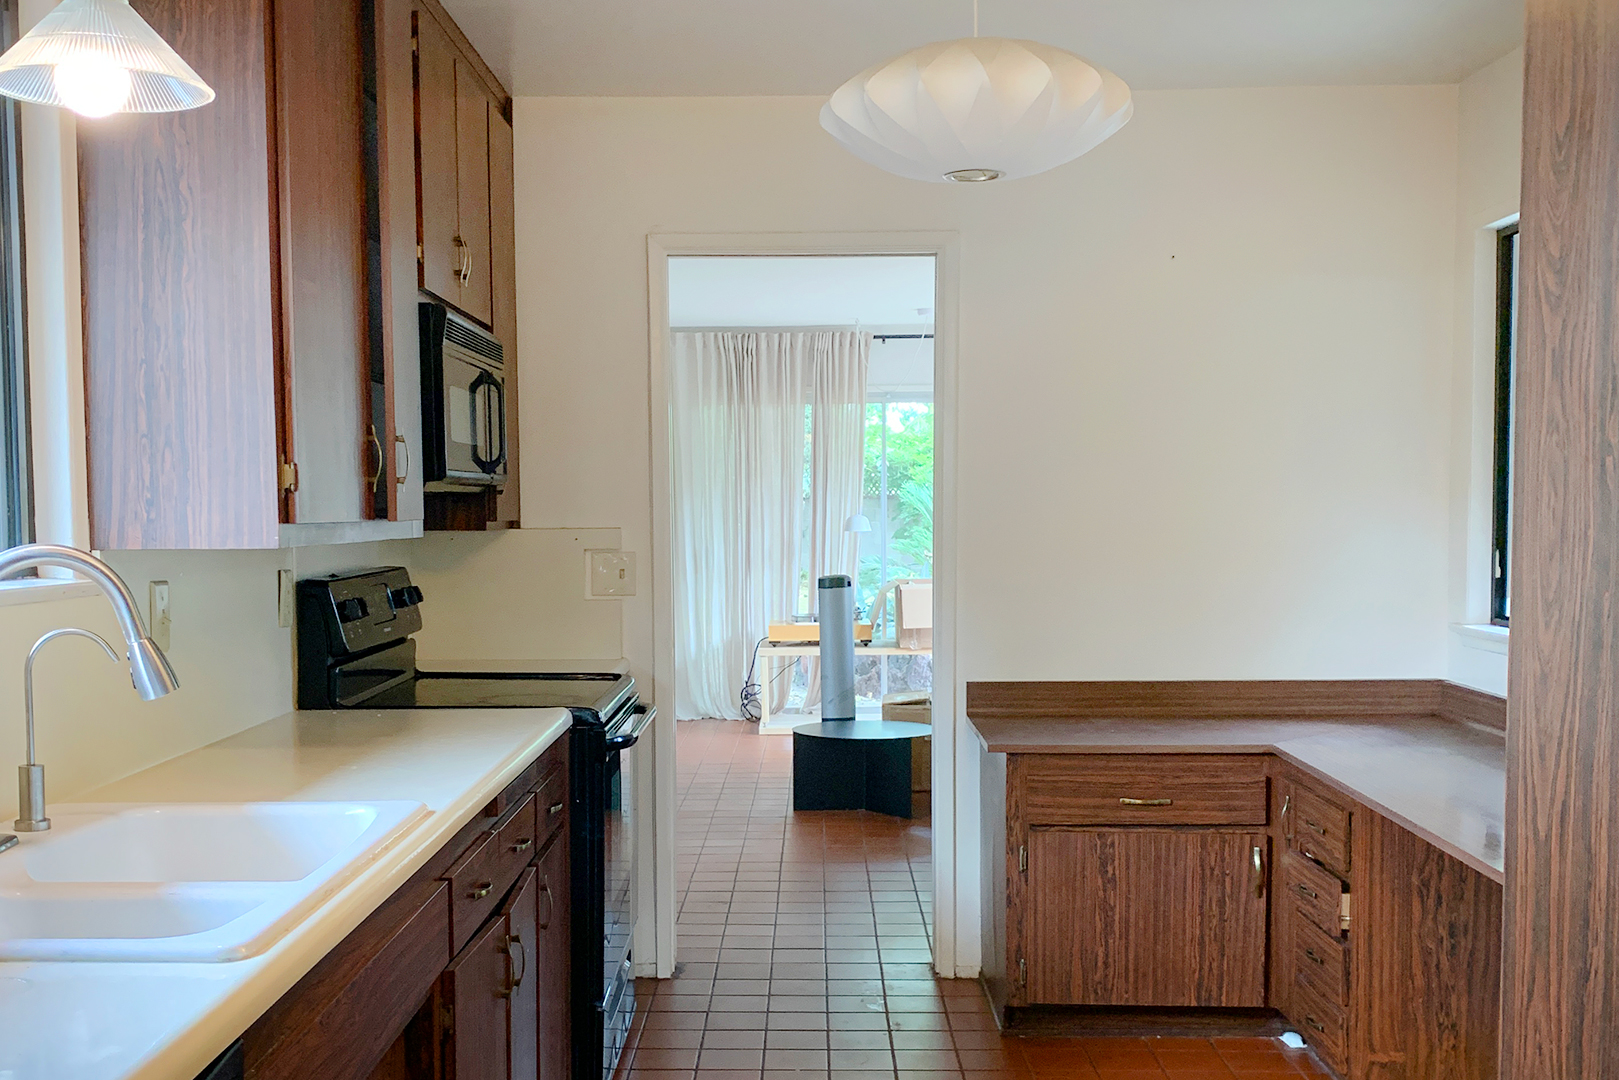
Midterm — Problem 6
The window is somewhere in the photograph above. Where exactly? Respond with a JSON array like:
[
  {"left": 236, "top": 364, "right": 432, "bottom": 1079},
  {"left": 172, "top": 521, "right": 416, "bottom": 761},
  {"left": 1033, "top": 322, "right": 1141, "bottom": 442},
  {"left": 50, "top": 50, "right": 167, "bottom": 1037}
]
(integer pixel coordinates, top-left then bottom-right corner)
[
  {"left": 1490, "top": 223, "right": 1518, "bottom": 625},
  {"left": 0, "top": 0, "right": 27, "bottom": 549}
]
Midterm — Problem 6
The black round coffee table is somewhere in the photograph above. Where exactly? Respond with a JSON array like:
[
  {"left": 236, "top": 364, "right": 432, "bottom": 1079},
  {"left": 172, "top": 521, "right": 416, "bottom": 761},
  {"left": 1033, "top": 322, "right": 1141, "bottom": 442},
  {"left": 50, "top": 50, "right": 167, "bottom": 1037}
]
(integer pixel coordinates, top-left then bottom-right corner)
[{"left": 791, "top": 719, "right": 931, "bottom": 818}]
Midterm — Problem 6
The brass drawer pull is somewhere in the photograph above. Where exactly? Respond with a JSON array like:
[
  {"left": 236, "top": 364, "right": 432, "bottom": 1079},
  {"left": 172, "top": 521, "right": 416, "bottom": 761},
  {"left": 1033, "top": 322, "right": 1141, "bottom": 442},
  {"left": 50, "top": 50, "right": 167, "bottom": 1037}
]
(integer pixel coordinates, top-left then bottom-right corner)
[
  {"left": 512, "top": 838, "right": 533, "bottom": 853},
  {"left": 1305, "top": 819, "right": 1328, "bottom": 836},
  {"left": 1251, "top": 846, "right": 1265, "bottom": 898},
  {"left": 549, "top": 801, "right": 564, "bottom": 816},
  {"left": 1304, "top": 947, "right": 1326, "bottom": 966},
  {"left": 1304, "top": 1015, "right": 1326, "bottom": 1034},
  {"left": 1119, "top": 797, "right": 1173, "bottom": 807},
  {"left": 469, "top": 881, "right": 494, "bottom": 900},
  {"left": 1295, "top": 883, "right": 1319, "bottom": 901}
]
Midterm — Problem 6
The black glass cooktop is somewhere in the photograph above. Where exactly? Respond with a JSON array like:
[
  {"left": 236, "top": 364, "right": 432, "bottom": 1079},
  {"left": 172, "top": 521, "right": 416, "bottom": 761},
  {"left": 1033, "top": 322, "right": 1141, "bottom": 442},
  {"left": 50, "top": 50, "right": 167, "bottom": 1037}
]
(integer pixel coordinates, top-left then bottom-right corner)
[{"left": 363, "top": 671, "right": 633, "bottom": 715}]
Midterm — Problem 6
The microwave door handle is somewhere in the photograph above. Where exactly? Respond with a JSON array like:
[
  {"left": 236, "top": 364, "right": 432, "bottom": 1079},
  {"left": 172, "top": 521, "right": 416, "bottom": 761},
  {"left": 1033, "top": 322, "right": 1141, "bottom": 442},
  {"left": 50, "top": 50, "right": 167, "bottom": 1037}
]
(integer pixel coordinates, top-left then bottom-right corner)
[
  {"left": 469, "top": 372, "right": 495, "bottom": 472},
  {"left": 493, "top": 377, "right": 507, "bottom": 470}
]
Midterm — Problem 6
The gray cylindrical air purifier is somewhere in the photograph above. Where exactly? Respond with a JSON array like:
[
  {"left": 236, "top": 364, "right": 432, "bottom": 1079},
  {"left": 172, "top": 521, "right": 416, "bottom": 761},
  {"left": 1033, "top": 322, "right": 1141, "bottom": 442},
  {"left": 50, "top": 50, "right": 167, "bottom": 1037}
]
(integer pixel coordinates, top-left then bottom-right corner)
[{"left": 818, "top": 575, "right": 856, "bottom": 721}]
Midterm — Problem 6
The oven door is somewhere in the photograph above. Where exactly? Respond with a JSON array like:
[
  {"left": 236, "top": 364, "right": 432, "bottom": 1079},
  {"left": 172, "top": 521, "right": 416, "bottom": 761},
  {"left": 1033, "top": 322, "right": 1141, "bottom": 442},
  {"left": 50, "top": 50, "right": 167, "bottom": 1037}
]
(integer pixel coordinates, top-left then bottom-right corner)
[
  {"left": 601, "top": 704, "right": 653, "bottom": 1080},
  {"left": 438, "top": 353, "right": 507, "bottom": 488}
]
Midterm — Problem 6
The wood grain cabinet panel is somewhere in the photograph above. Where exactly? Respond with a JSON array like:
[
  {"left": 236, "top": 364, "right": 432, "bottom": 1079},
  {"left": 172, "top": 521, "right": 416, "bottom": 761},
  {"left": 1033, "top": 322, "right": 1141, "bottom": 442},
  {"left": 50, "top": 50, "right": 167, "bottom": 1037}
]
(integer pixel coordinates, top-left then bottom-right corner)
[
  {"left": 453, "top": 59, "right": 493, "bottom": 327},
  {"left": 414, "top": 8, "right": 461, "bottom": 308},
  {"left": 534, "top": 831, "right": 571, "bottom": 1080},
  {"left": 1349, "top": 809, "right": 1501, "bottom": 1080},
  {"left": 443, "top": 912, "right": 513, "bottom": 1080},
  {"left": 502, "top": 868, "right": 540, "bottom": 1080},
  {"left": 489, "top": 106, "right": 519, "bottom": 526},
  {"left": 1018, "top": 754, "right": 1269, "bottom": 826},
  {"left": 1024, "top": 828, "right": 1268, "bottom": 1007}
]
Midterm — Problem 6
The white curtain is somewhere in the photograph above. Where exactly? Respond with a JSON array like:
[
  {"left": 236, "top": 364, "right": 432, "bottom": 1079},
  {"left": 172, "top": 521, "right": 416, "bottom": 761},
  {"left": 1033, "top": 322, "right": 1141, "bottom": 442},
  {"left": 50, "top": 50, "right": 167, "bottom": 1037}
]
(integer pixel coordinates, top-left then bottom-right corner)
[{"left": 670, "top": 330, "right": 869, "bottom": 720}]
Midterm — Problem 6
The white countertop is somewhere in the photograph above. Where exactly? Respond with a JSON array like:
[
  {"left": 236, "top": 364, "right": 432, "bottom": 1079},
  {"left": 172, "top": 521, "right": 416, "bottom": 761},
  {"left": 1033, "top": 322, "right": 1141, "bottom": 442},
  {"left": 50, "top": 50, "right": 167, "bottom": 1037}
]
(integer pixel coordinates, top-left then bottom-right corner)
[{"left": 0, "top": 705, "right": 572, "bottom": 1080}]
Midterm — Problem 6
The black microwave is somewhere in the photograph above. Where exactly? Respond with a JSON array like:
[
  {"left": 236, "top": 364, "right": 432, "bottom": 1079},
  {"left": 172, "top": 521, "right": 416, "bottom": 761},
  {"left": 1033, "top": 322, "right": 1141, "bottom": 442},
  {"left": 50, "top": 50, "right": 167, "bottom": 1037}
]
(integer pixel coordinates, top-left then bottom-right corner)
[{"left": 419, "top": 302, "right": 507, "bottom": 490}]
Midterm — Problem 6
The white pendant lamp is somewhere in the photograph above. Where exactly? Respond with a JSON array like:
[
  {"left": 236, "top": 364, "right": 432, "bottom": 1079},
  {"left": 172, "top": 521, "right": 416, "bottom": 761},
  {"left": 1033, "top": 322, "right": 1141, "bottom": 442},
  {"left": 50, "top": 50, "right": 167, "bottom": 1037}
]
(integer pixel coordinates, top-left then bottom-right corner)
[
  {"left": 0, "top": 0, "right": 213, "bottom": 118},
  {"left": 820, "top": 3, "right": 1131, "bottom": 184}
]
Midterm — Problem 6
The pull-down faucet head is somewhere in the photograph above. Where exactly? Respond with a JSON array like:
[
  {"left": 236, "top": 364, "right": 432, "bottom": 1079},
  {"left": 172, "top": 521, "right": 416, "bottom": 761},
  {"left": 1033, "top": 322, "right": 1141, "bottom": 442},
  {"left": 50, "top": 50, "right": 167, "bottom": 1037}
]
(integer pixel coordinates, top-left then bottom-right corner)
[{"left": 0, "top": 544, "right": 179, "bottom": 699}]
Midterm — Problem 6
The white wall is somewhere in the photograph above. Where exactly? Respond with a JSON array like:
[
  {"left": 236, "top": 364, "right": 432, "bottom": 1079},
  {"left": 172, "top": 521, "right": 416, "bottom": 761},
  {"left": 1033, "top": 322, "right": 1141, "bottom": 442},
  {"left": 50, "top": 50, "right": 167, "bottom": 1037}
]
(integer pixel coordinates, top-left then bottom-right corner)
[
  {"left": 515, "top": 86, "right": 1461, "bottom": 691},
  {"left": 1447, "top": 47, "right": 1523, "bottom": 697}
]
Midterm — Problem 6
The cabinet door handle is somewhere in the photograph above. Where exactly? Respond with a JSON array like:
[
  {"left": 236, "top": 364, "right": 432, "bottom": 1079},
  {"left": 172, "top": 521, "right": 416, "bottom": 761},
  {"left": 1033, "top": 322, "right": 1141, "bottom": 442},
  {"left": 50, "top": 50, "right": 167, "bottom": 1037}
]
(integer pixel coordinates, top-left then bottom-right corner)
[
  {"left": 1280, "top": 794, "right": 1291, "bottom": 838},
  {"left": 365, "top": 425, "right": 384, "bottom": 492},
  {"left": 549, "top": 801, "right": 565, "bottom": 816},
  {"left": 468, "top": 881, "right": 494, "bottom": 900},
  {"left": 501, "top": 931, "right": 526, "bottom": 997},
  {"left": 394, "top": 434, "right": 408, "bottom": 485},
  {"left": 1294, "top": 883, "right": 1319, "bottom": 901},
  {"left": 1119, "top": 797, "right": 1173, "bottom": 807},
  {"left": 1303, "top": 1015, "right": 1326, "bottom": 1034},
  {"left": 512, "top": 837, "right": 533, "bottom": 853},
  {"left": 1305, "top": 819, "right": 1328, "bottom": 837},
  {"left": 538, "top": 881, "right": 553, "bottom": 930},
  {"left": 1304, "top": 947, "right": 1326, "bottom": 966},
  {"left": 1251, "top": 845, "right": 1265, "bottom": 898}
]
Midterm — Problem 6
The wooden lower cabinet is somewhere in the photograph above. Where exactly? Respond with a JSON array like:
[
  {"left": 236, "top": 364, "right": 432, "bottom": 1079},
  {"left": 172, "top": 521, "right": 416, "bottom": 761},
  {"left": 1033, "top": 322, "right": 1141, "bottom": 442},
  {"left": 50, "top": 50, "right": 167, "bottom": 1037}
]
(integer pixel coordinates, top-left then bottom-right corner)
[
  {"left": 1025, "top": 827, "right": 1268, "bottom": 1007},
  {"left": 533, "top": 832, "right": 572, "bottom": 1080},
  {"left": 993, "top": 751, "right": 1502, "bottom": 1080},
  {"left": 445, "top": 911, "right": 515, "bottom": 1080},
  {"left": 245, "top": 736, "right": 571, "bottom": 1080},
  {"left": 1348, "top": 810, "right": 1501, "bottom": 1080}
]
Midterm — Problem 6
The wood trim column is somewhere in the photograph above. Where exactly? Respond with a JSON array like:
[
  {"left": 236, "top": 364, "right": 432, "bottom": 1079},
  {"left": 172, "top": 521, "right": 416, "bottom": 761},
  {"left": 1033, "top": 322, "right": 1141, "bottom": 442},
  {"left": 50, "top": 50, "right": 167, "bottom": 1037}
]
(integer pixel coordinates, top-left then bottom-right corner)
[{"left": 1503, "top": 2, "right": 1619, "bottom": 1076}]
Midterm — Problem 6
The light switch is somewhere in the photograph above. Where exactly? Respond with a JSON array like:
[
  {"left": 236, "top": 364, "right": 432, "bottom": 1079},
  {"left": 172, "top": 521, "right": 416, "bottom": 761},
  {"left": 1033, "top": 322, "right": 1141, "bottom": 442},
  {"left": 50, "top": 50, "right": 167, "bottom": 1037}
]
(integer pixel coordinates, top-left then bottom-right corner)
[
  {"left": 148, "top": 580, "right": 171, "bottom": 652},
  {"left": 586, "top": 549, "right": 636, "bottom": 599}
]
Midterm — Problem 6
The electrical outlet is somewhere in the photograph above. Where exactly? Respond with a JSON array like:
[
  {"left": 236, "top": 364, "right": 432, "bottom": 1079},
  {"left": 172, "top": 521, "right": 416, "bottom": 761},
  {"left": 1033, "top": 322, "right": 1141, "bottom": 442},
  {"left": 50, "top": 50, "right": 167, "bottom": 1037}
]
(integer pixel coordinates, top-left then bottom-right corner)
[
  {"left": 148, "top": 580, "right": 171, "bottom": 652},
  {"left": 586, "top": 549, "right": 636, "bottom": 599},
  {"left": 278, "top": 568, "right": 295, "bottom": 628}
]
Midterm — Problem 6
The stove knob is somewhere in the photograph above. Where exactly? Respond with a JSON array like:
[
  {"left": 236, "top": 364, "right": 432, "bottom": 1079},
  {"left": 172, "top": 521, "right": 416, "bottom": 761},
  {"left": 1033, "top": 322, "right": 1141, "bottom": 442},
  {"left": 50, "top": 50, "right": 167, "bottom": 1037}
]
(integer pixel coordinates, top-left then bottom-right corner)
[
  {"left": 388, "top": 585, "right": 423, "bottom": 609},
  {"left": 335, "top": 597, "right": 367, "bottom": 623}
]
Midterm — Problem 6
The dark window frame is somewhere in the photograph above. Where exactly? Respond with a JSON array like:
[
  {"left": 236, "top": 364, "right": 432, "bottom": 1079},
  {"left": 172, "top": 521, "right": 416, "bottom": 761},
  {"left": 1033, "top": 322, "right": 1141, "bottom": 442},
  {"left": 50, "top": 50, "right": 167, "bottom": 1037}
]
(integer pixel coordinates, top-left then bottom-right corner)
[{"left": 1490, "top": 223, "right": 1518, "bottom": 626}]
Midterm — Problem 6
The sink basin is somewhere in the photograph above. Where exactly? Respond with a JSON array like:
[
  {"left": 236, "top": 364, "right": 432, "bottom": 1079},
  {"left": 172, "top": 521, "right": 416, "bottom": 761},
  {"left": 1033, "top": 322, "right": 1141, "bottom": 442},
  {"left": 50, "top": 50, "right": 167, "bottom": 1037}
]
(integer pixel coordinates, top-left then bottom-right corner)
[
  {"left": 0, "top": 801, "right": 429, "bottom": 962},
  {"left": 24, "top": 802, "right": 402, "bottom": 883}
]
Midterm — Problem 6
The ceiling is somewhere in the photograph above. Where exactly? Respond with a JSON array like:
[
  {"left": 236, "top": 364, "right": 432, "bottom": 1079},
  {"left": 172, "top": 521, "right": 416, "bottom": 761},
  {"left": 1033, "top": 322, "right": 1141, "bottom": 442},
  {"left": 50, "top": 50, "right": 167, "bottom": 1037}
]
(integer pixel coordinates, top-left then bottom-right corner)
[
  {"left": 438, "top": 0, "right": 1523, "bottom": 97},
  {"left": 668, "top": 256, "right": 936, "bottom": 328}
]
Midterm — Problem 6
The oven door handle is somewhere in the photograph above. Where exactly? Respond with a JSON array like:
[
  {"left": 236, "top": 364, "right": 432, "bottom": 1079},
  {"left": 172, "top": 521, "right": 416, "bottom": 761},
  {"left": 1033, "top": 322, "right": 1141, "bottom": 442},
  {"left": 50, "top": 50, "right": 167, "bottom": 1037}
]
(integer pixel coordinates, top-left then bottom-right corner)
[{"left": 604, "top": 704, "right": 655, "bottom": 750}]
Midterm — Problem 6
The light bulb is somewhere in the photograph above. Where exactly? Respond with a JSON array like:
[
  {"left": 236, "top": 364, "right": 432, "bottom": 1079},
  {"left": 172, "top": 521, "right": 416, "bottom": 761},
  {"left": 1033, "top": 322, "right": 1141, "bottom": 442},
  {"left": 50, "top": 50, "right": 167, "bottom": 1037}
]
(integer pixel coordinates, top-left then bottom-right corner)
[{"left": 52, "top": 55, "right": 132, "bottom": 117}]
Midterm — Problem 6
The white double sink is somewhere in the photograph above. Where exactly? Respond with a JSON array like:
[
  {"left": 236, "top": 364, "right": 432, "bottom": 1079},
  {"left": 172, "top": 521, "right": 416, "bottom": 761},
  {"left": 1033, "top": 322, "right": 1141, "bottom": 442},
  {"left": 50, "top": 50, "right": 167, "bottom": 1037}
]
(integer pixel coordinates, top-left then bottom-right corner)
[{"left": 0, "top": 801, "right": 428, "bottom": 963}]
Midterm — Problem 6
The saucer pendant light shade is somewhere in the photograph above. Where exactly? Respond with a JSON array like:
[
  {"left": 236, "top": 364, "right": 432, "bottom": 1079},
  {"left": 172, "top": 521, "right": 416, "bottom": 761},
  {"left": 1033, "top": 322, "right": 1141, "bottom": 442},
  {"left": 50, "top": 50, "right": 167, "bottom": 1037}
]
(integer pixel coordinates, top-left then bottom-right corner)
[
  {"left": 820, "top": 37, "right": 1132, "bottom": 183},
  {"left": 0, "top": 0, "right": 214, "bottom": 117}
]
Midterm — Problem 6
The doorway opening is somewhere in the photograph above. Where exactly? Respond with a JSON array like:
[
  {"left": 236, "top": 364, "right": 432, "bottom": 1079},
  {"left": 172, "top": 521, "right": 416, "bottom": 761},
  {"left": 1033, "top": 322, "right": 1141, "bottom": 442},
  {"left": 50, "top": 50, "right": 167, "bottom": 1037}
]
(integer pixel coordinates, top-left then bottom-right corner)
[
  {"left": 664, "top": 254, "right": 936, "bottom": 734},
  {"left": 646, "top": 239, "right": 959, "bottom": 987}
]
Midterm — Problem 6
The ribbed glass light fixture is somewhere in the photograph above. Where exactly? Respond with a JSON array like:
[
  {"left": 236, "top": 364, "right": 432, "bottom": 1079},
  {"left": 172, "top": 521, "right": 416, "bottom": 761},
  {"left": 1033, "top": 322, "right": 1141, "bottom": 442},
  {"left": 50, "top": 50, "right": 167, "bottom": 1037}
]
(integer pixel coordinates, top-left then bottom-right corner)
[
  {"left": 820, "top": 3, "right": 1131, "bottom": 184},
  {"left": 0, "top": 0, "right": 213, "bottom": 118}
]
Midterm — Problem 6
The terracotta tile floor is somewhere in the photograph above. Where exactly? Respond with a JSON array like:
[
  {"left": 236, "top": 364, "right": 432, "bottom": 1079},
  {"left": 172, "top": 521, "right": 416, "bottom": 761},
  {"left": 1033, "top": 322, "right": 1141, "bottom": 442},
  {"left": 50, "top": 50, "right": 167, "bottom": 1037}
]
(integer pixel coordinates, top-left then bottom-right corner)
[{"left": 618, "top": 720, "right": 1333, "bottom": 1080}]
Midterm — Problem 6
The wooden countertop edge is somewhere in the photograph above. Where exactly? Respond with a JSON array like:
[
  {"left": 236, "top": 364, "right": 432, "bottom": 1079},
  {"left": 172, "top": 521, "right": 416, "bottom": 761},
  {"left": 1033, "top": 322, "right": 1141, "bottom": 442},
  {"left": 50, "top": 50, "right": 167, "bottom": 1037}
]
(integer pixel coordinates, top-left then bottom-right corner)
[{"left": 968, "top": 714, "right": 1506, "bottom": 886}]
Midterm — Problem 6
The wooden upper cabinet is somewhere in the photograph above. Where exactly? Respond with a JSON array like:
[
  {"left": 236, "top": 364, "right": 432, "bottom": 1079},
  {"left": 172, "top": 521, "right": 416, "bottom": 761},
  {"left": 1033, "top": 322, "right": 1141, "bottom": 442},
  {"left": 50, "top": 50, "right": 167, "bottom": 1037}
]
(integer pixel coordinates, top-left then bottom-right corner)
[
  {"left": 414, "top": 10, "right": 495, "bottom": 329},
  {"left": 454, "top": 59, "right": 493, "bottom": 327},
  {"left": 275, "top": 0, "right": 370, "bottom": 525},
  {"left": 1024, "top": 828, "right": 1268, "bottom": 1008},
  {"left": 414, "top": 10, "right": 461, "bottom": 309},
  {"left": 79, "top": 0, "right": 401, "bottom": 546},
  {"left": 489, "top": 106, "right": 520, "bottom": 526}
]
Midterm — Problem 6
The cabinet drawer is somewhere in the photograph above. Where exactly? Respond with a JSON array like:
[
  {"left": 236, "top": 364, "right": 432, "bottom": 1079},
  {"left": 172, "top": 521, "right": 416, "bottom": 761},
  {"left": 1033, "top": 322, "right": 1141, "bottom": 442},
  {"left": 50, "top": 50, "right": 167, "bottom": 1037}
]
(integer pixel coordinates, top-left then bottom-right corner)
[
  {"left": 1290, "top": 786, "right": 1351, "bottom": 876},
  {"left": 445, "top": 793, "right": 539, "bottom": 952},
  {"left": 1019, "top": 755, "right": 1268, "bottom": 826},
  {"left": 1281, "top": 851, "right": 1346, "bottom": 940},
  {"left": 1291, "top": 915, "right": 1348, "bottom": 1004},
  {"left": 532, "top": 757, "right": 568, "bottom": 849},
  {"left": 1290, "top": 971, "right": 1348, "bottom": 1075}
]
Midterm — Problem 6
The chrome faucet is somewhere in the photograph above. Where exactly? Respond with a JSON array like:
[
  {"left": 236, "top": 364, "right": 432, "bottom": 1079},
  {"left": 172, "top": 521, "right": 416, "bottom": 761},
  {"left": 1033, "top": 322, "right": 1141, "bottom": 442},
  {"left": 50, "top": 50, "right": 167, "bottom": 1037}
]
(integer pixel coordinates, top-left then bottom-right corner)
[
  {"left": 16, "top": 628, "right": 118, "bottom": 832},
  {"left": 0, "top": 544, "right": 180, "bottom": 839}
]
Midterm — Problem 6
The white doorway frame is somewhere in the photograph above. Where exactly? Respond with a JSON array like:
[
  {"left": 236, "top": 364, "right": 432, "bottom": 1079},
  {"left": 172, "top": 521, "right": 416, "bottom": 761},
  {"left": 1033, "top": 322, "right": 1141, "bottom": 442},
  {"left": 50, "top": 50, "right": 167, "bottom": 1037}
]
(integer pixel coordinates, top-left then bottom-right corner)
[{"left": 644, "top": 231, "right": 970, "bottom": 978}]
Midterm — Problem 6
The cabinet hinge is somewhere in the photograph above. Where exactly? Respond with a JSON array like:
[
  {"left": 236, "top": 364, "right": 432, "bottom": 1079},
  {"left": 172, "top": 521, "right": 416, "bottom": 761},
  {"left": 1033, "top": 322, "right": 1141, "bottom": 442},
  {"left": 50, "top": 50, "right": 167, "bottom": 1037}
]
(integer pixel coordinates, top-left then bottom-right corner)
[
  {"left": 278, "top": 461, "right": 299, "bottom": 494},
  {"left": 1018, "top": 844, "right": 1027, "bottom": 873},
  {"left": 411, "top": 31, "right": 419, "bottom": 56},
  {"left": 1018, "top": 957, "right": 1027, "bottom": 986},
  {"left": 417, "top": 242, "right": 424, "bottom": 262},
  {"left": 440, "top": 1003, "right": 453, "bottom": 1028}
]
